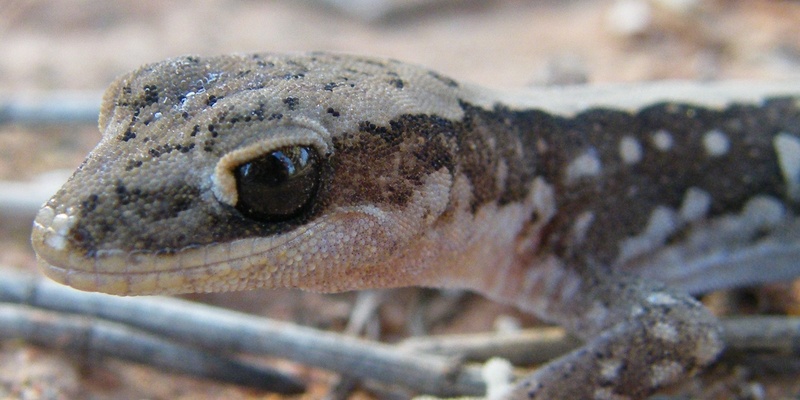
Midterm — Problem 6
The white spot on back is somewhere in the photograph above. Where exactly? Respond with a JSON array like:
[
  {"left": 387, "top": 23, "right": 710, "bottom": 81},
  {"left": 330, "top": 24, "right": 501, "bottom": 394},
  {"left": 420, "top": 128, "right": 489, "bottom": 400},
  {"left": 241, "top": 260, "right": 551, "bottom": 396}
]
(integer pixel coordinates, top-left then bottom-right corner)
[
  {"left": 774, "top": 132, "right": 800, "bottom": 200},
  {"left": 618, "top": 206, "right": 679, "bottom": 262},
  {"left": 645, "top": 206, "right": 679, "bottom": 238},
  {"left": 651, "top": 129, "right": 673, "bottom": 151},
  {"left": 702, "top": 129, "right": 730, "bottom": 157},
  {"left": 742, "top": 195, "right": 785, "bottom": 228},
  {"left": 679, "top": 187, "right": 711, "bottom": 222},
  {"left": 619, "top": 136, "right": 643, "bottom": 164},
  {"left": 566, "top": 150, "right": 602, "bottom": 183}
]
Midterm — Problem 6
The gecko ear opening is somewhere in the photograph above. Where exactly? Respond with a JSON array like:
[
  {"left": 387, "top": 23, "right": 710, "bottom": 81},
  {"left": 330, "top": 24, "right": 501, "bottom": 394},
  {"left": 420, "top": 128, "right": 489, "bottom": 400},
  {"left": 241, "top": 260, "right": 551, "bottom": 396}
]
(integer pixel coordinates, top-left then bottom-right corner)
[{"left": 233, "top": 145, "right": 320, "bottom": 221}]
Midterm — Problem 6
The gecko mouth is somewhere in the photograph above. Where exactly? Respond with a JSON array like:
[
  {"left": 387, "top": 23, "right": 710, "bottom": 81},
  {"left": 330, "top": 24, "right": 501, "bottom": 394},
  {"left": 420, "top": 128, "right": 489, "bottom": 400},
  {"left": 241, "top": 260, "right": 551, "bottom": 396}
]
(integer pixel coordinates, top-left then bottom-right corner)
[{"left": 30, "top": 204, "right": 315, "bottom": 296}]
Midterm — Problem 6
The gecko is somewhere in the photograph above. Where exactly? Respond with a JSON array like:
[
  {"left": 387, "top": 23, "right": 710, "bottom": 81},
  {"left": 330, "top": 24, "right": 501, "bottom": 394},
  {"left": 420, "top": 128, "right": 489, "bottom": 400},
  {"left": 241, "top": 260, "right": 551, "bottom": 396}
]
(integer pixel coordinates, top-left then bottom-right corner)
[{"left": 30, "top": 52, "right": 800, "bottom": 399}]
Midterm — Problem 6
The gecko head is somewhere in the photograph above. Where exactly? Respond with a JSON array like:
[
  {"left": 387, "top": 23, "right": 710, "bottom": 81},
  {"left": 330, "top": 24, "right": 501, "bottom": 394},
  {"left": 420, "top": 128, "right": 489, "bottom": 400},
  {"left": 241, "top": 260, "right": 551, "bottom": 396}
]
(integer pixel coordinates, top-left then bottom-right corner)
[{"left": 31, "top": 53, "right": 467, "bottom": 295}]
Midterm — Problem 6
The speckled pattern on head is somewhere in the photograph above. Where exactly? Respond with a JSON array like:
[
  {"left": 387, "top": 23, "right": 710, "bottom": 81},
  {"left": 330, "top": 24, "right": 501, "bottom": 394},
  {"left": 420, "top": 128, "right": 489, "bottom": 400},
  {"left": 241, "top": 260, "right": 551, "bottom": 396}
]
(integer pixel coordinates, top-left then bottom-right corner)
[
  {"left": 31, "top": 53, "right": 800, "bottom": 399},
  {"left": 63, "top": 53, "right": 487, "bottom": 253}
]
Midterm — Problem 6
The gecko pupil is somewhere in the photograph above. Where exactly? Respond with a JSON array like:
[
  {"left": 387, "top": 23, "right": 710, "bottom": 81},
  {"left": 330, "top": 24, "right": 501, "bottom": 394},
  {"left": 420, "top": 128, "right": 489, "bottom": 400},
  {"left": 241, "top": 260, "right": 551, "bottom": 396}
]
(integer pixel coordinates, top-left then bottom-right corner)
[{"left": 234, "top": 146, "right": 320, "bottom": 221}]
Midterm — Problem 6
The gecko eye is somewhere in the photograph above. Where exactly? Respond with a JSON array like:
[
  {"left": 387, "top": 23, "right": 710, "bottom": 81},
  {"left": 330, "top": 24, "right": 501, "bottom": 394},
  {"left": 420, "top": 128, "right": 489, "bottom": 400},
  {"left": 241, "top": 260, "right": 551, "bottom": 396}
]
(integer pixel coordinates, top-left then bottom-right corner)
[{"left": 234, "top": 145, "right": 320, "bottom": 222}]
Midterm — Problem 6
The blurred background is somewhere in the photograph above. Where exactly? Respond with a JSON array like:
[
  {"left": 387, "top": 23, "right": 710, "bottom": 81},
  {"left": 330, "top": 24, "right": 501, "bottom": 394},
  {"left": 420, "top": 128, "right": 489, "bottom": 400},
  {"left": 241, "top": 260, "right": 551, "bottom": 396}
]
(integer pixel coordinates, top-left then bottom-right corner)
[
  {"left": 4, "top": 0, "right": 800, "bottom": 91},
  {"left": 1, "top": 0, "right": 799, "bottom": 398}
]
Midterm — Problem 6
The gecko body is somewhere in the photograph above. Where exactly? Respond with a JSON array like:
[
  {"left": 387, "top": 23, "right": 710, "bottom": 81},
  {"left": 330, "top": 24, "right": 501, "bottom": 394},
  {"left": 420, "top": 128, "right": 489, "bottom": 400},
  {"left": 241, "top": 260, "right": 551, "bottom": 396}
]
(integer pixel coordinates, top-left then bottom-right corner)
[{"left": 31, "top": 53, "right": 800, "bottom": 399}]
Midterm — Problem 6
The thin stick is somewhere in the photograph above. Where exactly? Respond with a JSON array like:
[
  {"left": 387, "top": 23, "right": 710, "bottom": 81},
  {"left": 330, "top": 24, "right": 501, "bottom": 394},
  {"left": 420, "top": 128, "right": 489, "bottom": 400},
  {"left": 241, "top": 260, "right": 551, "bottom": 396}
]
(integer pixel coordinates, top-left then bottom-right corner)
[
  {"left": 721, "top": 316, "right": 800, "bottom": 354},
  {"left": 400, "top": 327, "right": 581, "bottom": 366},
  {"left": 4, "top": 270, "right": 797, "bottom": 396},
  {"left": 400, "top": 316, "right": 800, "bottom": 365},
  {"left": 0, "top": 303, "right": 305, "bottom": 393},
  {"left": 0, "top": 271, "right": 486, "bottom": 397},
  {"left": 0, "top": 171, "right": 73, "bottom": 222},
  {"left": 0, "top": 92, "right": 101, "bottom": 125}
]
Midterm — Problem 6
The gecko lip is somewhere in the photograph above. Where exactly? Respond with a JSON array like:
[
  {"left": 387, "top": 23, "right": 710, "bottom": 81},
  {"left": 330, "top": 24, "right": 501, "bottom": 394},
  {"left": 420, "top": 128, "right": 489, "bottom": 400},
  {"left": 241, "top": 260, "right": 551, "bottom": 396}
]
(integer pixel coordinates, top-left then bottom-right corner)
[
  {"left": 31, "top": 226, "right": 244, "bottom": 296},
  {"left": 31, "top": 203, "right": 320, "bottom": 295},
  {"left": 32, "top": 223, "right": 260, "bottom": 296},
  {"left": 34, "top": 255, "right": 253, "bottom": 296},
  {"left": 29, "top": 204, "right": 163, "bottom": 295},
  {"left": 29, "top": 203, "right": 216, "bottom": 295}
]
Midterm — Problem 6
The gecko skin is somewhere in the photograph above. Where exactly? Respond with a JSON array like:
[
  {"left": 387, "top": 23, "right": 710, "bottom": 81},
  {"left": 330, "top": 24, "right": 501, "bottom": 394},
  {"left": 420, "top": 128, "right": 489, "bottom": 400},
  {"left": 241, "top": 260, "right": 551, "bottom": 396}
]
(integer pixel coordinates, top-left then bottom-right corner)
[{"left": 31, "top": 53, "right": 800, "bottom": 399}]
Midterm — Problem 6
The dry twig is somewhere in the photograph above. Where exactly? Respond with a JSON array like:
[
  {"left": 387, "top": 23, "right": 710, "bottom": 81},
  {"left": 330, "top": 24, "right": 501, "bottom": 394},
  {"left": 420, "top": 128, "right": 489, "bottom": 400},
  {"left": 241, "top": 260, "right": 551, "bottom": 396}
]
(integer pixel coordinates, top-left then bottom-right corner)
[
  {"left": 0, "top": 271, "right": 486, "bottom": 397},
  {"left": 0, "top": 302, "right": 305, "bottom": 393}
]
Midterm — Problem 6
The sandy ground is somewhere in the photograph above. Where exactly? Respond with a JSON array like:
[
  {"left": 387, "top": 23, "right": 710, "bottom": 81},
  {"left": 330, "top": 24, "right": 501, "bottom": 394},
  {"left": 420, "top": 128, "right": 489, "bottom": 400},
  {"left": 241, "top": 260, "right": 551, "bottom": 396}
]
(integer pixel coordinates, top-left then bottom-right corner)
[{"left": 1, "top": 0, "right": 800, "bottom": 398}]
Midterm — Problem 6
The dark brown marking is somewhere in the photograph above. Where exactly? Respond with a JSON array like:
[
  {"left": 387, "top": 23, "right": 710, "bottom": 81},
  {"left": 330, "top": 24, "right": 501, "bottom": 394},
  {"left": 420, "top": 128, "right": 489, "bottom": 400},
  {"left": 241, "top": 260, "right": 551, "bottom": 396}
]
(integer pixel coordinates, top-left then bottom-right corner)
[{"left": 510, "top": 97, "right": 800, "bottom": 267}]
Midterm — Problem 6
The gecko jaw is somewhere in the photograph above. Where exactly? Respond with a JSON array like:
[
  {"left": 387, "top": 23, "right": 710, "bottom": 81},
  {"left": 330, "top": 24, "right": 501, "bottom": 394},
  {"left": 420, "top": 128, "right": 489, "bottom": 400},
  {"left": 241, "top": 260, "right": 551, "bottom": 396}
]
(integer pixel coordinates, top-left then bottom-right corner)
[{"left": 31, "top": 203, "right": 315, "bottom": 295}]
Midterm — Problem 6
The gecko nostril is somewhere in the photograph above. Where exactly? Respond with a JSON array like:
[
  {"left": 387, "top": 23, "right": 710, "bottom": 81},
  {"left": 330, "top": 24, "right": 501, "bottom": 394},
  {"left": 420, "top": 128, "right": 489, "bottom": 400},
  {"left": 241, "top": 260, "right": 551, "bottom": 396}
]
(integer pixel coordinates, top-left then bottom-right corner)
[{"left": 233, "top": 145, "right": 321, "bottom": 222}]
